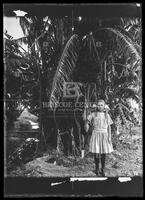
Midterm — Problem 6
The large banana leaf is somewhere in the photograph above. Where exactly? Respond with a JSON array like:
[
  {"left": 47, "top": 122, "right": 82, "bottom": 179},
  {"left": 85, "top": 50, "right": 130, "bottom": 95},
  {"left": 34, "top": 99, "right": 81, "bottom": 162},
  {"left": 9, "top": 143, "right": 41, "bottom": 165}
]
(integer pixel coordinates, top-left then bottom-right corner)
[
  {"left": 106, "top": 28, "right": 141, "bottom": 63},
  {"left": 84, "top": 27, "right": 141, "bottom": 66},
  {"left": 49, "top": 34, "right": 80, "bottom": 109}
]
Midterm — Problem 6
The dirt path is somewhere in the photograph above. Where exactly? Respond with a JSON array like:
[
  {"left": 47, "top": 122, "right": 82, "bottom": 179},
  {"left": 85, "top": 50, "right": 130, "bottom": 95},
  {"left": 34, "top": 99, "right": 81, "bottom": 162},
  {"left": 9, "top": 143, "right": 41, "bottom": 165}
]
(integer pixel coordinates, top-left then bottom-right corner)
[{"left": 9, "top": 126, "right": 142, "bottom": 177}]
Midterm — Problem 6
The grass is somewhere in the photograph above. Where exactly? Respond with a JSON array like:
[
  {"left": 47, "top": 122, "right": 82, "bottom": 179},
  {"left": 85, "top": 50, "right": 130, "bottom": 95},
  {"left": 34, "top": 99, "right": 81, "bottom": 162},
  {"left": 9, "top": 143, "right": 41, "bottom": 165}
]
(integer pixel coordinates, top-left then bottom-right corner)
[{"left": 6, "top": 125, "right": 142, "bottom": 177}]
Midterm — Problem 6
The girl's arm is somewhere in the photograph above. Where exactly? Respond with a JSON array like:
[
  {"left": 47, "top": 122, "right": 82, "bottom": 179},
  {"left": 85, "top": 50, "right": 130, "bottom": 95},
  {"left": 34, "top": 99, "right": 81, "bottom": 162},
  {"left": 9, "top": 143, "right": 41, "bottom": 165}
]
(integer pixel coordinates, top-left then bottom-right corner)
[
  {"left": 85, "top": 120, "right": 90, "bottom": 132},
  {"left": 107, "top": 113, "right": 113, "bottom": 143},
  {"left": 108, "top": 125, "right": 112, "bottom": 143},
  {"left": 84, "top": 113, "right": 93, "bottom": 132}
]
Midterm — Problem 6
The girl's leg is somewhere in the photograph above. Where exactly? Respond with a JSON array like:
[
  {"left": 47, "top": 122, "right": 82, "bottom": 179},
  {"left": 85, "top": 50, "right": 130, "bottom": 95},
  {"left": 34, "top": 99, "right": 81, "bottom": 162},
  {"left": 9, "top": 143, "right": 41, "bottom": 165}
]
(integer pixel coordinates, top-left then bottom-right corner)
[
  {"left": 94, "top": 153, "right": 100, "bottom": 176},
  {"left": 100, "top": 153, "right": 106, "bottom": 176}
]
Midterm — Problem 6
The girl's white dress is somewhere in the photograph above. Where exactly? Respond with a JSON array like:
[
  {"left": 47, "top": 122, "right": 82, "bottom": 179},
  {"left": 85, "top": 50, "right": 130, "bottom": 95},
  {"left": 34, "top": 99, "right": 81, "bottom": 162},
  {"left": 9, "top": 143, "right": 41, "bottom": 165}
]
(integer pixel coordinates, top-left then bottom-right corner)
[{"left": 88, "top": 112, "right": 114, "bottom": 154}]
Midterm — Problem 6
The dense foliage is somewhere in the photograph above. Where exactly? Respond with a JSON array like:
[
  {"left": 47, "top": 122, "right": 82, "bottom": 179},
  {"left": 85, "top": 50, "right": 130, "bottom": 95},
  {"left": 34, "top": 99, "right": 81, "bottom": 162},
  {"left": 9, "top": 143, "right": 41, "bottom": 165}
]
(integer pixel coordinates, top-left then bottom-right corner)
[{"left": 4, "top": 16, "right": 142, "bottom": 155}]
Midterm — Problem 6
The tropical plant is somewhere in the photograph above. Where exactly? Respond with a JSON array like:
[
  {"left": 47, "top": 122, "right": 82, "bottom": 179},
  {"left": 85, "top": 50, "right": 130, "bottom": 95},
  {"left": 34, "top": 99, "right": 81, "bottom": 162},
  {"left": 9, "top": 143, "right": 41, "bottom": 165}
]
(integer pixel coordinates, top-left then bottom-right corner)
[
  {"left": 83, "top": 25, "right": 141, "bottom": 126},
  {"left": 5, "top": 16, "right": 141, "bottom": 155},
  {"left": 49, "top": 34, "right": 80, "bottom": 109},
  {"left": 5, "top": 15, "right": 75, "bottom": 149}
]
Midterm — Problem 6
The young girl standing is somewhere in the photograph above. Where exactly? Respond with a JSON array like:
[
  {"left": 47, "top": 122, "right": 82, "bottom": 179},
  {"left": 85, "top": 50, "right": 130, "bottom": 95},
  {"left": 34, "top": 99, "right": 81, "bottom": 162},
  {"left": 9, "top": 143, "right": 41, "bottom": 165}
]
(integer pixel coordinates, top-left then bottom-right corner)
[{"left": 85, "top": 99, "right": 113, "bottom": 176}]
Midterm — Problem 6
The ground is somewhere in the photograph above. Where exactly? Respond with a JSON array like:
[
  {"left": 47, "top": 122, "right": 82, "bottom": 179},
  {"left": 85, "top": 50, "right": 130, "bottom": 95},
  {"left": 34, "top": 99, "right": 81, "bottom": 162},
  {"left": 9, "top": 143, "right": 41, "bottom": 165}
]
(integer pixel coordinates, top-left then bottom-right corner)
[{"left": 7, "top": 126, "right": 142, "bottom": 177}]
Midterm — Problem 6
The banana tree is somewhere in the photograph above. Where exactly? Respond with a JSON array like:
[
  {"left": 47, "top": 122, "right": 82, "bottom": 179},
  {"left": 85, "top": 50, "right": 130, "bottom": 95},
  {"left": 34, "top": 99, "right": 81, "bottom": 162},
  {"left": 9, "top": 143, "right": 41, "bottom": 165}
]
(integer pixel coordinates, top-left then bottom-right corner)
[
  {"left": 49, "top": 34, "right": 83, "bottom": 154},
  {"left": 10, "top": 16, "right": 74, "bottom": 149},
  {"left": 5, "top": 16, "right": 141, "bottom": 155}
]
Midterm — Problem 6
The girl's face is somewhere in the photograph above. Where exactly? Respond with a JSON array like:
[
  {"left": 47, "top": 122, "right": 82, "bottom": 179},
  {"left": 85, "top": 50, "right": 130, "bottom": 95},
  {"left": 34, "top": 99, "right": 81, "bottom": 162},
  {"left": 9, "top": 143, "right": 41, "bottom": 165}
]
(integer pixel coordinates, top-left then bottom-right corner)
[{"left": 97, "top": 101, "right": 105, "bottom": 112}]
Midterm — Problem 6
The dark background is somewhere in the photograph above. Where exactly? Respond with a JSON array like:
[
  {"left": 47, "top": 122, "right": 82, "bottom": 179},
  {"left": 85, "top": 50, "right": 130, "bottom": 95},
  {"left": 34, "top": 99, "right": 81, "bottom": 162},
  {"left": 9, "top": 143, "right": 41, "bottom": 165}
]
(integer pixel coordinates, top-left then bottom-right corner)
[
  {"left": 3, "top": 3, "right": 143, "bottom": 197},
  {"left": 4, "top": 3, "right": 141, "bottom": 17}
]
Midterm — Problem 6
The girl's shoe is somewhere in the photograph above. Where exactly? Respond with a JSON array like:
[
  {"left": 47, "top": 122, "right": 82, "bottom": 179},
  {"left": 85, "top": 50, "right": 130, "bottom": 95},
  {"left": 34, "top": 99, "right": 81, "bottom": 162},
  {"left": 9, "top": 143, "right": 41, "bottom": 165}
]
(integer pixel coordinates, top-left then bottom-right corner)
[
  {"left": 100, "top": 170, "right": 105, "bottom": 177},
  {"left": 95, "top": 170, "right": 100, "bottom": 176},
  {"left": 92, "top": 169, "right": 100, "bottom": 176}
]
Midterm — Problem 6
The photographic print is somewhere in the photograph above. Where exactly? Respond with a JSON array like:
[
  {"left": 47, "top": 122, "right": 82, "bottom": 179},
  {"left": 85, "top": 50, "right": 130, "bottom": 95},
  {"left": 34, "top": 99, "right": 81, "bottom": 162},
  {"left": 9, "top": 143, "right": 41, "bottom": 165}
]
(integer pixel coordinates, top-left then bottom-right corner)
[{"left": 3, "top": 3, "right": 142, "bottom": 197}]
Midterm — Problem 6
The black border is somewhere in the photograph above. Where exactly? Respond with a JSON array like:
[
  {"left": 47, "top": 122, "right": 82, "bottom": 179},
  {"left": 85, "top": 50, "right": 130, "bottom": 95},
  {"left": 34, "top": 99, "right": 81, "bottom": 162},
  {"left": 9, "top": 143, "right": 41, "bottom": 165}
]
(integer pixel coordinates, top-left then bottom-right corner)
[
  {"left": 3, "top": 2, "right": 143, "bottom": 197},
  {"left": 3, "top": 3, "right": 141, "bottom": 17}
]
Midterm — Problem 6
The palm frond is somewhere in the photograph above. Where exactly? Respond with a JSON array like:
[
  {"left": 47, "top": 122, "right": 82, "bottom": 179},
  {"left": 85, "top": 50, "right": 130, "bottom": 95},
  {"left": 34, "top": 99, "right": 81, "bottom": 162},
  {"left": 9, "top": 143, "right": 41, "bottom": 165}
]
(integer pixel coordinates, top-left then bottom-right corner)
[
  {"left": 117, "top": 100, "right": 138, "bottom": 125},
  {"left": 13, "top": 36, "right": 28, "bottom": 46},
  {"left": 106, "top": 28, "right": 141, "bottom": 64},
  {"left": 49, "top": 34, "right": 80, "bottom": 109},
  {"left": 117, "top": 88, "right": 139, "bottom": 103},
  {"left": 19, "top": 17, "right": 31, "bottom": 36},
  {"left": 83, "top": 34, "right": 100, "bottom": 64},
  {"left": 85, "top": 27, "right": 141, "bottom": 66}
]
